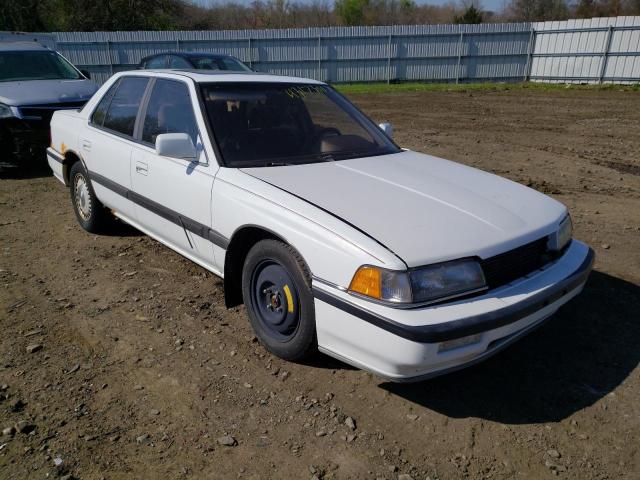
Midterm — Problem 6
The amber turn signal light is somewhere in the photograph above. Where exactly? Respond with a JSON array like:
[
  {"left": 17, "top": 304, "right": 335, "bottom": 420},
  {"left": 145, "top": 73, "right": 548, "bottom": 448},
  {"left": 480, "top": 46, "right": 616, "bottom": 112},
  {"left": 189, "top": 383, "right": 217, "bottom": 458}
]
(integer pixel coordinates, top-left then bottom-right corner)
[{"left": 349, "top": 266, "right": 382, "bottom": 299}]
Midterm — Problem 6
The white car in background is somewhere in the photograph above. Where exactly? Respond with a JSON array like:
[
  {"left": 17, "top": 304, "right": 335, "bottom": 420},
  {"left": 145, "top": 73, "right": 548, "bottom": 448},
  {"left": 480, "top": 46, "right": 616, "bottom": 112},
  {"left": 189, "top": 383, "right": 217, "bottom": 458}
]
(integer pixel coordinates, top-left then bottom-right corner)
[{"left": 47, "top": 70, "right": 594, "bottom": 382}]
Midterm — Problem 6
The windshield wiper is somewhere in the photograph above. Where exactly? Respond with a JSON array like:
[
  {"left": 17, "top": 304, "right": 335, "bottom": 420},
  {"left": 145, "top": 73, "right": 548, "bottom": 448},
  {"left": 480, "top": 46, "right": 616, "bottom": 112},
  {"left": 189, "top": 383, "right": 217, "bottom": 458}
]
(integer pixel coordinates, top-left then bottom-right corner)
[
  {"left": 317, "top": 154, "right": 335, "bottom": 162},
  {"left": 251, "top": 152, "right": 347, "bottom": 168},
  {"left": 264, "top": 161, "right": 293, "bottom": 167}
]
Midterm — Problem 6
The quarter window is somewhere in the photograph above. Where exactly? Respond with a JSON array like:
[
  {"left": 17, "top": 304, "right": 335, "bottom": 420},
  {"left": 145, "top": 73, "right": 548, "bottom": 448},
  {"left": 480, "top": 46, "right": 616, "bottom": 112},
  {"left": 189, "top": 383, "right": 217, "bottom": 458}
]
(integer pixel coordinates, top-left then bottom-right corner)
[
  {"left": 141, "top": 79, "right": 198, "bottom": 146},
  {"left": 145, "top": 56, "right": 167, "bottom": 69},
  {"left": 102, "top": 77, "right": 148, "bottom": 137},
  {"left": 91, "top": 80, "right": 119, "bottom": 127}
]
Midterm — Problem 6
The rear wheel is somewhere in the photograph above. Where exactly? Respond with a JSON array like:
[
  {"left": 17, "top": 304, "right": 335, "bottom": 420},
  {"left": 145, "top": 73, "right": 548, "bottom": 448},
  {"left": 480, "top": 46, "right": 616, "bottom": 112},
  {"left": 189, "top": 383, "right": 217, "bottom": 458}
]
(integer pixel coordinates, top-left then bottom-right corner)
[
  {"left": 69, "top": 162, "right": 113, "bottom": 233},
  {"left": 242, "top": 240, "right": 317, "bottom": 361}
]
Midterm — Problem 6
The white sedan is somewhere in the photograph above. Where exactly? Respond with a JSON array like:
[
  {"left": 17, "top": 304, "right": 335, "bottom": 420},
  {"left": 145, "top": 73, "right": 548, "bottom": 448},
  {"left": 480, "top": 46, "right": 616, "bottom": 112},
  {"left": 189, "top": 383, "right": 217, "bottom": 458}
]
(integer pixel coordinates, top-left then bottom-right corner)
[{"left": 47, "top": 70, "right": 594, "bottom": 382}]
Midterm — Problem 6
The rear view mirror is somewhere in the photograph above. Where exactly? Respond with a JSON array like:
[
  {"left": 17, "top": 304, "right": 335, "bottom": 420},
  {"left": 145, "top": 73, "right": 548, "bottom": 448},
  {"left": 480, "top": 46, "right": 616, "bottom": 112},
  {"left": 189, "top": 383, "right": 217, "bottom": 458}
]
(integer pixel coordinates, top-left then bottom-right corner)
[
  {"left": 80, "top": 69, "right": 91, "bottom": 79},
  {"left": 378, "top": 122, "right": 393, "bottom": 138},
  {"left": 155, "top": 133, "right": 197, "bottom": 160}
]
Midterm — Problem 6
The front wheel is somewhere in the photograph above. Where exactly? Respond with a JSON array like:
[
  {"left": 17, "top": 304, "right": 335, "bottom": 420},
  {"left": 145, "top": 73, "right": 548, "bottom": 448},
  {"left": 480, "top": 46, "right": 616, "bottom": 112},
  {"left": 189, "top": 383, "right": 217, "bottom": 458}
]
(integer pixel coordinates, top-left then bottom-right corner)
[
  {"left": 0, "top": 127, "right": 15, "bottom": 163},
  {"left": 242, "top": 240, "right": 317, "bottom": 361}
]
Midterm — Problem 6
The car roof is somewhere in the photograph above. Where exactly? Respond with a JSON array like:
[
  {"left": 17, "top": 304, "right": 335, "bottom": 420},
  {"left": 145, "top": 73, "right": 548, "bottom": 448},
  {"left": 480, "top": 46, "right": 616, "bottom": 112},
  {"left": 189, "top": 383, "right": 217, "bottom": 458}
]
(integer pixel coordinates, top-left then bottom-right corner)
[
  {"left": 141, "top": 52, "right": 235, "bottom": 60},
  {"left": 0, "top": 41, "right": 50, "bottom": 52},
  {"left": 122, "top": 69, "right": 325, "bottom": 85}
]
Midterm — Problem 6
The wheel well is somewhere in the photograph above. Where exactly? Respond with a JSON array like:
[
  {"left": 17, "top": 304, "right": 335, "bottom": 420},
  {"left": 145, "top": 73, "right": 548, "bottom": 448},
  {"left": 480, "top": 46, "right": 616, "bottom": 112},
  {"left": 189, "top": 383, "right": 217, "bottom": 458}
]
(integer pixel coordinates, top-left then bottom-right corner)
[
  {"left": 62, "top": 151, "right": 81, "bottom": 185},
  {"left": 223, "top": 226, "right": 286, "bottom": 308}
]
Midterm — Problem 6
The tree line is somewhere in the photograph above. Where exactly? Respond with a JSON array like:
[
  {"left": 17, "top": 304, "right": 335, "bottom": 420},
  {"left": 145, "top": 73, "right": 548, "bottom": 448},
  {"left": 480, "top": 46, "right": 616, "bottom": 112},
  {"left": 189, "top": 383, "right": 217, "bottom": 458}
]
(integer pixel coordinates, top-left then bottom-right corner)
[{"left": 1, "top": 0, "right": 639, "bottom": 32}]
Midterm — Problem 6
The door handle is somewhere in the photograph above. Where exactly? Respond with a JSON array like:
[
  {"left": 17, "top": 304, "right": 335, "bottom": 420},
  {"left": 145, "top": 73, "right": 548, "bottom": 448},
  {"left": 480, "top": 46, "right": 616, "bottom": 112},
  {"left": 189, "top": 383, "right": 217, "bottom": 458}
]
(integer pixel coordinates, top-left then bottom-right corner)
[
  {"left": 135, "top": 161, "right": 148, "bottom": 175},
  {"left": 81, "top": 140, "right": 91, "bottom": 151}
]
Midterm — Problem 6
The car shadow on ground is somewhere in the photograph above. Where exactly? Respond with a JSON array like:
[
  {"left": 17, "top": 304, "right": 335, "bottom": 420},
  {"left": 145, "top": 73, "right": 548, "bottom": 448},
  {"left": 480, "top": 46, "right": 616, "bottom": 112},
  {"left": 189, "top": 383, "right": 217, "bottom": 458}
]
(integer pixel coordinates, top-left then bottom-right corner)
[
  {"left": 301, "top": 352, "right": 359, "bottom": 371},
  {"left": 102, "top": 218, "right": 144, "bottom": 237},
  {"left": 379, "top": 270, "right": 640, "bottom": 424}
]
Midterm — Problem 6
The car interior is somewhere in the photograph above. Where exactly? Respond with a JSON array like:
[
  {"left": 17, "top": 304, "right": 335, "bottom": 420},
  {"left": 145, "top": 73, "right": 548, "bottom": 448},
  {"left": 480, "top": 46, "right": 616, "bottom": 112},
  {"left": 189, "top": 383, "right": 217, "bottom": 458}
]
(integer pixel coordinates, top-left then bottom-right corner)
[{"left": 202, "top": 86, "right": 378, "bottom": 166}]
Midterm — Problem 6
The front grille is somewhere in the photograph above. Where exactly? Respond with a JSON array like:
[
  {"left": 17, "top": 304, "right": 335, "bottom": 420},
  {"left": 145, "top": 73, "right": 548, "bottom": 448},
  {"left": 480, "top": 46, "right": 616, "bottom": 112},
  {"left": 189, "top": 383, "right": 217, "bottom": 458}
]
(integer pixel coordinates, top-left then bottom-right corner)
[
  {"left": 481, "top": 237, "right": 554, "bottom": 289},
  {"left": 19, "top": 101, "right": 87, "bottom": 124}
]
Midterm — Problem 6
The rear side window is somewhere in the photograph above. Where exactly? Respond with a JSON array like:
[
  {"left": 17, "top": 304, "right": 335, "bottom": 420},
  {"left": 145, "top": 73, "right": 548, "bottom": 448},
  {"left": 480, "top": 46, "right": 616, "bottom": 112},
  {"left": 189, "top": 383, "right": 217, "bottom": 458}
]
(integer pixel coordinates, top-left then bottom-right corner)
[
  {"left": 141, "top": 79, "right": 198, "bottom": 146},
  {"left": 91, "top": 80, "right": 119, "bottom": 126},
  {"left": 102, "top": 77, "right": 148, "bottom": 137},
  {"left": 168, "top": 56, "right": 191, "bottom": 69}
]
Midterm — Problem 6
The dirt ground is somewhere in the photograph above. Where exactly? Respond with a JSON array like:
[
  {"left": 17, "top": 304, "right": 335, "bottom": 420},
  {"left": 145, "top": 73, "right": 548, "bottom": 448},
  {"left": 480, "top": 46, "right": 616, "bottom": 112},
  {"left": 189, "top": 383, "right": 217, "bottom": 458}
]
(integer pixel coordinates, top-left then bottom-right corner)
[{"left": 1, "top": 87, "right": 639, "bottom": 480}]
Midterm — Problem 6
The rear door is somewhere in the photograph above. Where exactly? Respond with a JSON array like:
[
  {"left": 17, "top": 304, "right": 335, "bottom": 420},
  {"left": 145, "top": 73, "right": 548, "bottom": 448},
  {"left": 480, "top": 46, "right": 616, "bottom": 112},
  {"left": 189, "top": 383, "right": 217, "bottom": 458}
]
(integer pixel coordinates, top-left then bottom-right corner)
[
  {"left": 81, "top": 76, "right": 149, "bottom": 219},
  {"left": 129, "top": 77, "right": 219, "bottom": 266}
]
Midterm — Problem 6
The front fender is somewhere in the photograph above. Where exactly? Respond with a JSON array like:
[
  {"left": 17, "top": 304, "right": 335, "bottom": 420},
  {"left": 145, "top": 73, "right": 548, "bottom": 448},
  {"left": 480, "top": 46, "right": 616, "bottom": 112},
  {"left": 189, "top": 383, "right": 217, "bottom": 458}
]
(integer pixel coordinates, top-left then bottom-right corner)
[{"left": 212, "top": 168, "right": 405, "bottom": 289}]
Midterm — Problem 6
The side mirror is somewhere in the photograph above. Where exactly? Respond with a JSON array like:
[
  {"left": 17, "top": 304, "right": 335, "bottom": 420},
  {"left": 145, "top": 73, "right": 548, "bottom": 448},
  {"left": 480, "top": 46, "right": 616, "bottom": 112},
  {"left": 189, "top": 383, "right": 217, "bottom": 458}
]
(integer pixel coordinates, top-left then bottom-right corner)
[
  {"left": 155, "top": 133, "right": 197, "bottom": 160},
  {"left": 80, "top": 69, "right": 91, "bottom": 79},
  {"left": 378, "top": 122, "right": 393, "bottom": 138}
]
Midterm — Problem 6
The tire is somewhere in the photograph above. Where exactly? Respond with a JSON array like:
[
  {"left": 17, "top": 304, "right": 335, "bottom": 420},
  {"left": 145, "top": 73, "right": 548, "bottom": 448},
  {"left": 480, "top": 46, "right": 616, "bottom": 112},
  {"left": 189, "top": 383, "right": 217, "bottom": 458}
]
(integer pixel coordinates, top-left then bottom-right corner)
[
  {"left": 69, "top": 161, "right": 113, "bottom": 233},
  {"left": 0, "top": 126, "right": 15, "bottom": 163},
  {"left": 242, "top": 239, "right": 317, "bottom": 361}
]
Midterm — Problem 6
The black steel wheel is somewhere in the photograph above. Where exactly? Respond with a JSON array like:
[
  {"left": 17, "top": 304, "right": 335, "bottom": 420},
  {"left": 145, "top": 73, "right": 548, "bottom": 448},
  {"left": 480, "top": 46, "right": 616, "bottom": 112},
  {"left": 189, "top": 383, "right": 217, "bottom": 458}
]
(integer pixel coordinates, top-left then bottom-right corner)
[
  {"left": 242, "top": 239, "right": 316, "bottom": 360},
  {"left": 251, "top": 260, "right": 300, "bottom": 340}
]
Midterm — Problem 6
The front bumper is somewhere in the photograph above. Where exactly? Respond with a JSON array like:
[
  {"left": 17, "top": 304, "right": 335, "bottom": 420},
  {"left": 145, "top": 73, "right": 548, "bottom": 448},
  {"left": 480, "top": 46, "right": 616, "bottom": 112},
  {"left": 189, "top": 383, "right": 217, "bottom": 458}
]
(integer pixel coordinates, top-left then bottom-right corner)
[
  {"left": 313, "top": 240, "right": 594, "bottom": 382},
  {"left": 1, "top": 118, "right": 50, "bottom": 159}
]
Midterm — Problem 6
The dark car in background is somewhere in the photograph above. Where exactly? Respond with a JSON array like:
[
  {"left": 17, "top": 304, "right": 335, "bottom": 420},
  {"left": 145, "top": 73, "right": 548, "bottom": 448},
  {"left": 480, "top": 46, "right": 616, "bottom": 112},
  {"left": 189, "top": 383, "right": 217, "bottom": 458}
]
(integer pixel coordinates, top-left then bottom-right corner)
[
  {"left": 0, "top": 42, "right": 98, "bottom": 163},
  {"left": 138, "top": 52, "right": 252, "bottom": 72}
]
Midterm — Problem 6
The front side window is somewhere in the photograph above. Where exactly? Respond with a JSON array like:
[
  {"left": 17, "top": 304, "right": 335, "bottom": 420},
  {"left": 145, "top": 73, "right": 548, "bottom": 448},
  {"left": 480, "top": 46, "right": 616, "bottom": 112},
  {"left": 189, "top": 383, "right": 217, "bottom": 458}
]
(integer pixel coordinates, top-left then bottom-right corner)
[
  {"left": 200, "top": 82, "right": 399, "bottom": 167},
  {"left": 141, "top": 79, "right": 198, "bottom": 146},
  {"left": 0, "top": 51, "right": 82, "bottom": 82},
  {"left": 219, "top": 57, "right": 251, "bottom": 71},
  {"left": 189, "top": 56, "right": 251, "bottom": 72},
  {"left": 102, "top": 77, "right": 148, "bottom": 137}
]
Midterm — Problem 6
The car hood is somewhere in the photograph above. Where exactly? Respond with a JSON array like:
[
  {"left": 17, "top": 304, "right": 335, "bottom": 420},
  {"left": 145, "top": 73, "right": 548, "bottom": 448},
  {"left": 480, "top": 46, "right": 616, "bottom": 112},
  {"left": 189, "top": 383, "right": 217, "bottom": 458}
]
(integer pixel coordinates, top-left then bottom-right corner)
[
  {"left": 0, "top": 79, "right": 98, "bottom": 106},
  {"left": 243, "top": 151, "right": 567, "bottom": 267}
]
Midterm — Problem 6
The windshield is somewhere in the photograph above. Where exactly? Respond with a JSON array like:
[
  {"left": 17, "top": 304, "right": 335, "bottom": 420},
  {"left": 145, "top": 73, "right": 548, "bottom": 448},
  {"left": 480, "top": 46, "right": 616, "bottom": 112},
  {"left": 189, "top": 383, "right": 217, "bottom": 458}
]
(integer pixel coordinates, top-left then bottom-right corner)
[
  {"left": 201, "top": 83, "right": 400, "bottom": 167},
  {"left": 0, "top": 51, "right": 82, "bottom": 82},
  {"left": 188, "top": 56, "right": 251, "bottom": 72}
]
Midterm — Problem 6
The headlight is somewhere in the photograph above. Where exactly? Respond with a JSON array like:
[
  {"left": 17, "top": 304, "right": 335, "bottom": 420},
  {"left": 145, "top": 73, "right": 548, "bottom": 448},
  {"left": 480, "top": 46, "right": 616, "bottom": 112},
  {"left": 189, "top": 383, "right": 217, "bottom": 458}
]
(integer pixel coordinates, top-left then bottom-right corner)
[
  {"left": 349, "top": 259, "right": 486, "bottom": 306},
  {"left": 410, "top": 259, "right": 487, "bottom": 303},
  {"left": 548, "top": 215, "right": 572, "bottom": 251},
  {"left": 0, "top": 103, "right": 15, "bottom": 119}
]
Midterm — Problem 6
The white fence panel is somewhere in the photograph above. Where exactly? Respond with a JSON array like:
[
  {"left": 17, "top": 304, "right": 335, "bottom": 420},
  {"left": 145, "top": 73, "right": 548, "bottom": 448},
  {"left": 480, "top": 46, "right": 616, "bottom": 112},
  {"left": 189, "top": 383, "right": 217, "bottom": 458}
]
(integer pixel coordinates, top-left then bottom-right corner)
[{"left": 530, "top": 16, "right": 640, "bottom": 83}]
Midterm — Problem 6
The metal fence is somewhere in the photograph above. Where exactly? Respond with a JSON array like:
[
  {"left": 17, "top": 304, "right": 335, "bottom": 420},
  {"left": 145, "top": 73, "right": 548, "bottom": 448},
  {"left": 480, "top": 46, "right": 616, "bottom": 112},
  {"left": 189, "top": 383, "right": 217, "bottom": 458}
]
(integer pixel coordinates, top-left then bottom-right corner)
[
  {"left": 49, "top": 24, "right": 534, "bottom": 85},
  {"left": 530, "top": 16, "right": 640, "bottom": 83},
  {"left": 2, "top": 16, "right": 639, "bottom": 85}
]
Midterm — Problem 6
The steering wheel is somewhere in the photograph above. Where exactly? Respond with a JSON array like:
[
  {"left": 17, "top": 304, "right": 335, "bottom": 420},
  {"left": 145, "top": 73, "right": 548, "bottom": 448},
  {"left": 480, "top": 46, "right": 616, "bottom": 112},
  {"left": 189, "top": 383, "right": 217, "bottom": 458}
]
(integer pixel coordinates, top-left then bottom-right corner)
[
  {"left": 316, "top": 127, "right": 341, "bottom": 140},
  {"left": 304, "top": 127, "right": 341, "bottom": 152}
]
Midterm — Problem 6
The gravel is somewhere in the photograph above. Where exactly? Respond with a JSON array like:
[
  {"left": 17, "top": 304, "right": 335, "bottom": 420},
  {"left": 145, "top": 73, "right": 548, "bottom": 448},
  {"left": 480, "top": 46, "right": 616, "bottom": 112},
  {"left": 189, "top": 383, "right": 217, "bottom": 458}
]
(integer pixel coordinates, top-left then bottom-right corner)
[
  {"left": 547, "top": 449, "right": 561, "bottom": 459},
  {"left": 345, "top": 416, "right": 357, "bottom": 431},
  {"left": 25, "top": 344, "right": 43, "bottom": 354},
  {"left": 14, "top": 421, "right": 35, "bottom": 434},
  {"left": 217, "top": 435, "right": 237, "bottom": 446}
]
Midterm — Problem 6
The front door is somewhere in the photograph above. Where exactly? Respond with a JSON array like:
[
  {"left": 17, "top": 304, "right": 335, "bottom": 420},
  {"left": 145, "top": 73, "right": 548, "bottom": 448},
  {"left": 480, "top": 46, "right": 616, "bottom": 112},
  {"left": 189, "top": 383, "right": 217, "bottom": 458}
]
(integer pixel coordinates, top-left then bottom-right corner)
[{"left": 130, "top": 78, "right": 218, "bottom": 267}]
